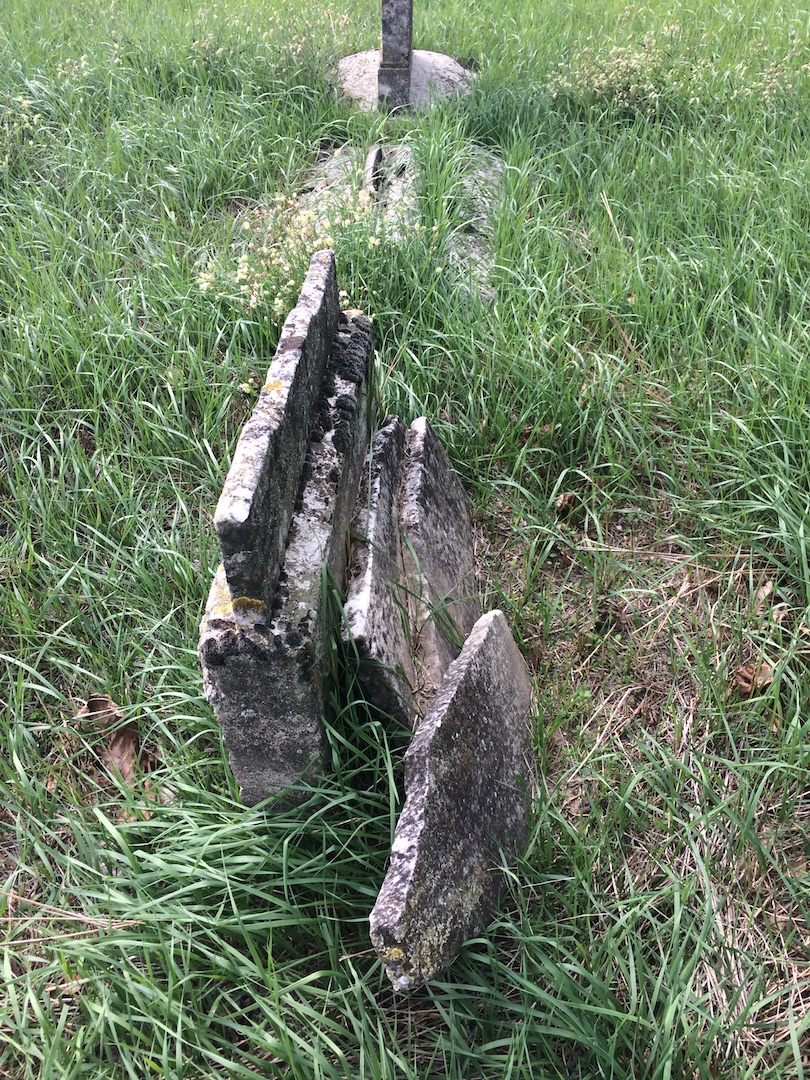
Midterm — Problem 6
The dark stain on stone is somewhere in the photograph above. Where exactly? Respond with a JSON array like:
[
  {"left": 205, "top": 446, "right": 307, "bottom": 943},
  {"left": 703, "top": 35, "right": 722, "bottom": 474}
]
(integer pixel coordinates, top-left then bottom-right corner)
[{"left": 277, "top": 334, "right": 306, "bottom": 353}]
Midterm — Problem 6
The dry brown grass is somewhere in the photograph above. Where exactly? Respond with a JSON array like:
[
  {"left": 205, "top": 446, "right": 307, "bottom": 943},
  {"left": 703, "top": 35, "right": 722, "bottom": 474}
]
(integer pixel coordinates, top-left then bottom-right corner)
[{"left": 476, "top": 497, "right": 810, "bottom": 1073}]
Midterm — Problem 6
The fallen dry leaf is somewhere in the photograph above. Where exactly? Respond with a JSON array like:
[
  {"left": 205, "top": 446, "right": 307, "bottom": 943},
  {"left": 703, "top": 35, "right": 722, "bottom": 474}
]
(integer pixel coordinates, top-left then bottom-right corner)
[
  {"left": 732, "top": 661, "right": 774, "bottom": 697},
  {"left": 753, "top": 580, "right": 774, "bottom": 615},
  {"left": 77, "top": 693, "right": 139, "bottom": 786},
  {"left": 771, "top": 602, "right": 790, "bottom": 624},
  {"left": 555, "top": 491, "right": 575, "bottom": 511}
]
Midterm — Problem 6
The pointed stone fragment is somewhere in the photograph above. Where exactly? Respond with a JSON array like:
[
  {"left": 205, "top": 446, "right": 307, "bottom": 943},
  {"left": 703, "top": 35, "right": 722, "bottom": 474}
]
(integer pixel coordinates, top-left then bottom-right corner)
[{"left": 369, "top": 610, "right": 533, "bottom": 990}]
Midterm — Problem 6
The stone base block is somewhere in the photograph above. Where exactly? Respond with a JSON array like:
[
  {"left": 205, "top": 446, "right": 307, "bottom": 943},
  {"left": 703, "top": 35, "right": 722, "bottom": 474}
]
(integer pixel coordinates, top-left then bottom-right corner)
[{"left": 338, "top": 50, "right": 473, "bottom": 111}]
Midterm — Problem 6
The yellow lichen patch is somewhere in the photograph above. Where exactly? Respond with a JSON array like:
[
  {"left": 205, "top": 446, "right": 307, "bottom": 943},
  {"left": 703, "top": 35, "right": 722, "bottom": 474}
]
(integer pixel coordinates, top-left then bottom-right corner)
[
  {"left": 264, "top": 378, "right": 283, "bottom": 393},
  {"left": 207, "top": 599, "right": 234, "bottom": 620},
  {"left": 232, "top": 596, "right": 269, "bottom": 623},
  {"left": 384, "top": 946, "right": 405, "bottom": 962}
]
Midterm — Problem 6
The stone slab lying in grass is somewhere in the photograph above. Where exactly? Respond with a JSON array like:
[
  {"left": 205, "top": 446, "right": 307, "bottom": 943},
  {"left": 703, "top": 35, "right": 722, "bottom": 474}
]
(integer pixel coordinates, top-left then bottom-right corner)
[
  {"left": 344, "top": 415, "right": 417, "bottom": 728},
  {"left": 213, "top": 250, "right": 339, "bottom": 605},
  {"left": 369, "top": 609, "right": 533, "bottom": 990},
  {"left": 199, "top": 310, "right": 372, "bottom": 804}
]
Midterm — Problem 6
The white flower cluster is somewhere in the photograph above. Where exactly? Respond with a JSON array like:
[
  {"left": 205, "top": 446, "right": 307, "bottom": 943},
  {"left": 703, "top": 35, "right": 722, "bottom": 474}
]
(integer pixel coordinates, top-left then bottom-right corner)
[
  {"left": 1, "top": 95, "right": 42, "bottom": 170},
  {"left": 551, "top": 29, "right": 809, "bottom": 113},
  {"left": 196, "top": 174, "right": 384, "bottom": 320},
  {"left": 550, "top": 37, "right": 688, "bottom": 113}
]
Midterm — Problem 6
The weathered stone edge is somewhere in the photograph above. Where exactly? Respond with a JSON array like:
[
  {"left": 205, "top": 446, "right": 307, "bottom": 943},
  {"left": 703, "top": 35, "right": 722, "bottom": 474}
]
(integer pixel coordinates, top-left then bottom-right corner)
[{"left": 213, "top": 250, "right": 339, "bottom": 604}]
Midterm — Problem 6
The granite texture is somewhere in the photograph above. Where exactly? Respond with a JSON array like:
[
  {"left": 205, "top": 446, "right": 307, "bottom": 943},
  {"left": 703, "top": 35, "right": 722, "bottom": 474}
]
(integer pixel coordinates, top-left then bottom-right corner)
[
  {"left": 344, "top": 416, "right": 417, "bottom": 728},
  {"left": 400, "top": 417, "right": 481, "bottom": 710},
  {"left": 379, "top": 0, "right": 413, "bottom": 107},
  {"left": 200, "top": 308, "right": 372, "bottom": 803}
]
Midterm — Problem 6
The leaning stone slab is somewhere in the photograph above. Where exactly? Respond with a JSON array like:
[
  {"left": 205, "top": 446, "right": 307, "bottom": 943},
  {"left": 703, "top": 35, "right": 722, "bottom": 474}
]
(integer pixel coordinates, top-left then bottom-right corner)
[
  {"left": 344, "top": 416, "right": 417, "bottom": 728},
  {"left": 369, "top": 610, "right": 533, "bottom": 990},
  {"left": 199, "top": 311, "right": 373, "bottom": 804},
  {"left": 401, "top": 417, "right": 481, "bottom": 709},
  {"left": 213, "top": 250, "right": 339, "bottom": 605}
]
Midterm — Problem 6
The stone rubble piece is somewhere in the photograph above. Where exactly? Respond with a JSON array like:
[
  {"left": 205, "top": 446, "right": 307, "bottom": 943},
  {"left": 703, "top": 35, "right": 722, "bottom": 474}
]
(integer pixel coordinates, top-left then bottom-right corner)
[
  {"left": 401, "top": 417, "right": 481, "bottom": 709},
  {"left": 369, "top": 610, "right": 534, "bottom": 990},
  {"left": 363, "top": 145, "right": 385, "bottom": 198},
  {"left": 199, "top": 251, "right": 373, "bottom": 804},
  {"left": 344, "top": 416, "right": 417, "bottom": 729},
  {"left": 213, "top": 250, "right": 339, "bottom": 606}
]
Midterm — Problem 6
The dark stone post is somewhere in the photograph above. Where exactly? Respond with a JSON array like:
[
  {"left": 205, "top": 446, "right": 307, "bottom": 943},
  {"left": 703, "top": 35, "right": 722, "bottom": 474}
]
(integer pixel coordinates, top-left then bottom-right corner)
[{"left": 379, "top": 0, "right": 413, "bottom": 108}]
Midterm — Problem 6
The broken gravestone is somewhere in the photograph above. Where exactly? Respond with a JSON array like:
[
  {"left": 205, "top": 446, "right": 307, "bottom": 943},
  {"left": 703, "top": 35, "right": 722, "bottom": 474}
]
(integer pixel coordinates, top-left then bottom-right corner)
[
  {"left": 343, "top": 417, "right": 418, "bottom": 726},
  {"left": 198, "top": 251, "right": 373, "bottom": 804},
  {"left": 199, "top": 249, "right": 534, "bottom": 988},
  {"left": 344, "top": 415, "right": 481, "bottom": 725},
  {"left": 369, "top": 610, "right": 534, "bottom": 990}
]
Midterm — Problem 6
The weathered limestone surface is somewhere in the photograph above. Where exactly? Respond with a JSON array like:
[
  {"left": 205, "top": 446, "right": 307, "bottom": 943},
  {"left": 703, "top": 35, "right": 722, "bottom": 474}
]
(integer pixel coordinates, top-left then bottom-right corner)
[
  {"left": 213, "top": 250, "right": 339, "bottom": 605},
  {"left": 369, "top": 609, "right": 534, "bottom": 990},
  {"left": 199, "top": 272, "right": 373, "bottom": 803},
  {"left": 344, "top": 416, "right": 417, "bottom": 728},
  {"left": 379, "top": 0, "right": 413, "bottom": 108},
  {"left": 401, "top": 418, "right": 481, "bottom": 708}
]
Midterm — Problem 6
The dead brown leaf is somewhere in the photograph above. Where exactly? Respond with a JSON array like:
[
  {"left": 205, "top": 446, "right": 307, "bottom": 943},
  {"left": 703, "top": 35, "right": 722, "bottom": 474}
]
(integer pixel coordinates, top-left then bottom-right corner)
[
  {"left": 753, "top": 580, "right": 774, "bottom": 615},
  {"left": 732, "top": 661, "right": 775, "bottom": 697},
  {"left": 77, "top": 693, "right": 139, "bottom": 786},
  {"left": 555, "top": 492, "right": 575, "bottom": 512}
]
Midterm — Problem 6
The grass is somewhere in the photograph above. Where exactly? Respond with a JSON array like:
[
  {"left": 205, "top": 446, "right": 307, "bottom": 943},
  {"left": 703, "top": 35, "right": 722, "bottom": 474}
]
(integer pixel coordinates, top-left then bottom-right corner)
[{"left": 1, "top": 0, "right": 810, "bottom": 1075}]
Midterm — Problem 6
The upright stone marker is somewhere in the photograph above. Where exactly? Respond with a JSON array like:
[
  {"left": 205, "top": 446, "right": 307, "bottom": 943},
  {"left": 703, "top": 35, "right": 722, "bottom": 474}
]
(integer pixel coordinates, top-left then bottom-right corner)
[
  {"left": 378, "top": 0, "right": 413, "bottom": 108},
  {"left": 369, "top": 610, "right": 534, "bottom": 990},
  {"left": 345, "top": 416, "right": 481, "bottom": 725},
  {"left": 344, "top": 417, "right": 418, "bottom": 728}
]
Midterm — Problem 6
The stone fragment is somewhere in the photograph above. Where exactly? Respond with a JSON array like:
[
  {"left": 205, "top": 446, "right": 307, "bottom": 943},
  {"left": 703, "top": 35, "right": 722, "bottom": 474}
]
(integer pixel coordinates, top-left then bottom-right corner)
[
  {"left": 199, "top": 310, "right": 373, "bottom": 804},
  {"left": 369, "top": 610, "right": 534, "bottom": 990},
  {"left": 378, "top": 0, "right": 413, "bottom": 108},
  {"left": 363, "top": 145, "right": 385, "bottom": 198},
  {"left": 213, "top": 250, "right": 339, "bottom": 605},
  {"left": 344, "top": 416, "right": 417, "bottom": 728},
  {"left": 401, "top": 417, "right": 481, "bottom": 709}
]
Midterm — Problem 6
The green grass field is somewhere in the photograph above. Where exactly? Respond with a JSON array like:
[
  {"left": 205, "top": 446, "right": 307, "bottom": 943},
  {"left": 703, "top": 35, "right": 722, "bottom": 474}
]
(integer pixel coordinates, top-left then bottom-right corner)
[{"left": 2, "top": 0, "right": 810, "bottom": 1075}]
